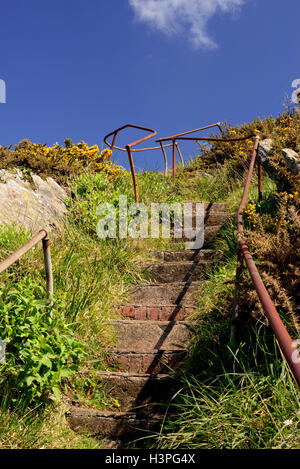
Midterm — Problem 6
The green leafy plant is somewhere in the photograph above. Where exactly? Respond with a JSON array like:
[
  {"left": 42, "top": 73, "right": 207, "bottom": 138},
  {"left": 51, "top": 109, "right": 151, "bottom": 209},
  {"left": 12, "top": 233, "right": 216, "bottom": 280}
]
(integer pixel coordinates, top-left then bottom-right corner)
[{"left": 0, "top": 276, "right": 84, "bottom": 406}]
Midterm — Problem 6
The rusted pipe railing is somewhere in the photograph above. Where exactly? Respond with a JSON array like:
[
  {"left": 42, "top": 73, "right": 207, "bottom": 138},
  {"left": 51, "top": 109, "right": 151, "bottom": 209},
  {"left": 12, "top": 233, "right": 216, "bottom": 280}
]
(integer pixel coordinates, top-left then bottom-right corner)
[
  {"left": 104, "top": 124, "right": 158, "bottom": 202},
  {"left": 0, "top": 229, "right": 54, "bottom": 299},
  {"left": 104, "top": 124, "right": 187, "bottom": 184},
  {"left": 104, "top": 122, "right": 223, "bottom": 198},
  {"left": 156, "top": 122, "right": 223, "bottom": 177},
  {"left": 233, "top": 135, "right": 300, "bottom": 387},
  {"left": 155, "top": 124, "right": 300, "bottom": 386},
  {"left": 170, "top": 130, "right": 300, "bottom": 386}
]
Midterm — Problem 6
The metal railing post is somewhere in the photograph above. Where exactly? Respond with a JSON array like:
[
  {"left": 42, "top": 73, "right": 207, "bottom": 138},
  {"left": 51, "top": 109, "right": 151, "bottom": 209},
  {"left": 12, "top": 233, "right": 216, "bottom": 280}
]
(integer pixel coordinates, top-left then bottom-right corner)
[
  {"left": 42, "top": 235, "right": 53, "bottom": 300},
  {"left": 159, "top": 142, "right": 168, "bottom": 176},
  {"left": 257, "top": 145, "right": 263, "bottom": 202},
  {"left": 108, "top": 132, "right": 117, "bottom": 161},
  {"left": 104, "top": 124, "right": 157, "bottom": 202},
  {"left": 126, "top": 145, "right": 139, "bottom": 203},
  {"left": 172, "top": 140, "right": 176, "bottom": 178},
  {"left": 0, "top": 228, "right": 54, "bottom": 304},
  {"left": 176, "top": 142, "right": 184, "bottom": 167}
]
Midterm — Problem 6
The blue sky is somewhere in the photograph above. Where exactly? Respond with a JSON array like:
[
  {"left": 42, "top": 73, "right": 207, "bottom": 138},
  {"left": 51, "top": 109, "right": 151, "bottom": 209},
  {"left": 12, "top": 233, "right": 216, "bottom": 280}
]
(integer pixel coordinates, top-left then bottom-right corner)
[{"left": 0, "top": 0, "right": 299, "bottom": 171}]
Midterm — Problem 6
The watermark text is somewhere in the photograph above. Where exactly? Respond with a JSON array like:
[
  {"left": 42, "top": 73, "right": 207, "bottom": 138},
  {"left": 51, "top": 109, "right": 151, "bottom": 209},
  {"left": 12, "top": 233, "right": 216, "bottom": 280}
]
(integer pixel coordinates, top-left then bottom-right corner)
[
  {"left": 0, "top": 79, "right": 6, "bottom": 103},
  {"left": 96, "top": 196, "right": 205, "bottom": 250}
]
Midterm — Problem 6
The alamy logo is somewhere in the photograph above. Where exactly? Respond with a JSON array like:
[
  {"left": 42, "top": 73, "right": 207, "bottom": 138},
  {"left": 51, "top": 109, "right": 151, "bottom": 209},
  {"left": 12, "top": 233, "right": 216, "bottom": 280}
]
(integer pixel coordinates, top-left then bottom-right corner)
[
  {"left": 96, "top": 196, "right": 205, "bottom": 250},
  {"left": 291, "top": 79, "right": 300, "bottom": 104},
  {"left": 0, "top": 79, "right": 6, "bottom": 103}
]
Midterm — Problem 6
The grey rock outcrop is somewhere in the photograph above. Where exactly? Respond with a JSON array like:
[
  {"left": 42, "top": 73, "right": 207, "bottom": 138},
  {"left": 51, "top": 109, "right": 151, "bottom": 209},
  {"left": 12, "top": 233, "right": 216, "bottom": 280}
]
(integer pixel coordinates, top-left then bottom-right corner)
[
  {"left": 0, "top": 169, "right": 68, "bottom": 232},
  {"left": 258, "top": 139, "right": 300, "bottom": 180},
  {"left": 257, "top": 139, "right": 279, "bottom": 181},
  {"left": 281, "top": 148, "right": 300, "bottom": 174},
  {"left": 258, "top": 139, "right": 273, "bottom": 162}
]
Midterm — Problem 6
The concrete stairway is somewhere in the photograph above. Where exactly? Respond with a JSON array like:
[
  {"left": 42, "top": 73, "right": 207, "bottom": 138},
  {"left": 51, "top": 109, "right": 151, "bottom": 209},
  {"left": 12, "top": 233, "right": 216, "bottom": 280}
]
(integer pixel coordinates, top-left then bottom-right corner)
[{"left": 66, "top": 203, "right": 228, "bottom": 444}]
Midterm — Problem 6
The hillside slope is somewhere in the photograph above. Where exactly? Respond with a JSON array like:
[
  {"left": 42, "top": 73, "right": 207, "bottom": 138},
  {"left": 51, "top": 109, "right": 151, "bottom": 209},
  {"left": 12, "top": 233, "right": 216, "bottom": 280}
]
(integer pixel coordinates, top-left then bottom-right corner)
[{"left": 0, "top": 112, "right": 299, "bottom": 449}]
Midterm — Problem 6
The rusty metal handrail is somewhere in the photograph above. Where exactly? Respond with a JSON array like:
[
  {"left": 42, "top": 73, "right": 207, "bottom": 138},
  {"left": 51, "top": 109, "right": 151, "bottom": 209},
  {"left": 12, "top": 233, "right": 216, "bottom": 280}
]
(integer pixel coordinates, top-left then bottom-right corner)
[
  {"left": 156, "top": 124, "right": 300, "bottom": 386},
  {"left": 104, "top": 124, "right": 186, "bottom": 182},
  {"left": 104, "top": 123, "right": 224, "bottom": 198},
  {"left": 233, "top": 135, "right": 300, "bottom": 387},
  {"left": 156, "top": 122, "right": 224, "bottom": 142},
  {"left": 104, "top": 124, "right": 159, "bottom": 202},
  {"left": 0, "top": 229, "right": 53, "bottom": 299},
  {"left": 165, "top": 129, "right": 300, "bottom": 385},
  {"left": 156, "top": 122, "right": 223, "bottom": 177}
]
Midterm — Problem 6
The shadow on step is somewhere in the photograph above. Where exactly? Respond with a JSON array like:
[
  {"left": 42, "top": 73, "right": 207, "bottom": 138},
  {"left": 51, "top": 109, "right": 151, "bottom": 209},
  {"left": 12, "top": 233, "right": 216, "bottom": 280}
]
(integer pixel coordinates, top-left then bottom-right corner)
[{"left": 128, "top": 247, "right": 211, "bottom": 410}]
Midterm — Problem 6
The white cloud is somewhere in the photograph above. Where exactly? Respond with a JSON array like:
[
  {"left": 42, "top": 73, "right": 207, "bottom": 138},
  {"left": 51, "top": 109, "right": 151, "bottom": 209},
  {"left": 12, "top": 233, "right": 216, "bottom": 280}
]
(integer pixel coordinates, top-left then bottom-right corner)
[{"left": 129, "top": 0, "right": 246, "bottom": 49}]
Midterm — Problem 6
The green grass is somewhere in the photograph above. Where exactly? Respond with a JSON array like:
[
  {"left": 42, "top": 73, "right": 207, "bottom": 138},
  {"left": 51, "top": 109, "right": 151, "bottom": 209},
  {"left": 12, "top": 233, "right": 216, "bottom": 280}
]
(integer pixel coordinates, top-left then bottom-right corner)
[
  {"left": 145, "top": 323, "right": 300, "bottom": 449},
  {"left": 0, "top": 397, "right": 105, "bottom": 449}
]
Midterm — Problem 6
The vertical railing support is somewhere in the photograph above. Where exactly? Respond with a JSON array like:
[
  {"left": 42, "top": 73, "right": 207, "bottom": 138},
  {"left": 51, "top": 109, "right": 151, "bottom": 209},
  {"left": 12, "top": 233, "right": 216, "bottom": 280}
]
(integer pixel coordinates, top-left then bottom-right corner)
[
  {"left": 257, "top": 143, "right": 262, "bottom": 202},
  {"left": 159, "top": 142, "right": 168, "bottom": 177},
  {"left": 176, "top": 142, "right": 184, "bottom": 167},
  {"left": 104, "top": 124, "right": 157, "bottom": 201},
  {"left": 42, "top": 235, "right": 53, "bottom": 300},
  {"left": 172, "top": 139, "right": 176, "bottom": 178},
  {"left": 126, "top": 145, "right": 139, "bottom": 203},
  {"left": 108, "top": 132, "right": 117, "bottom": 161}
]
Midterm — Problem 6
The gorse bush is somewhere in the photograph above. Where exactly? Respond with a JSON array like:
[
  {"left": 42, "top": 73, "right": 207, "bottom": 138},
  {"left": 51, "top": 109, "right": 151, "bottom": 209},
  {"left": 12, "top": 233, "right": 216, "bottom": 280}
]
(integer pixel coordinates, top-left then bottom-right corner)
[
  {"left": 0, "top": 138, "right": 123, "bottom": 184},
  {"left": 195, "top": 112, "right": 300, "bottom": 190},
  {"left": 0, "top": 277, "right": 84, "bottom": 405}
]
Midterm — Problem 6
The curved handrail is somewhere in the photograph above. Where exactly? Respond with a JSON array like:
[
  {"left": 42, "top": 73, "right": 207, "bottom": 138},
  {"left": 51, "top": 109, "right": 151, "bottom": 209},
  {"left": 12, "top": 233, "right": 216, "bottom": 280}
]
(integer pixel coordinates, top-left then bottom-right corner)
[
  {"left": 104, "top": 124, "right": 158, "bottom": 202},
  {"left": 104, "top": 124, "right": 185, "bottom": 179},
  {"left": 156, "top": 122, "right": 223, "bottom": 143},
  {"left": 104, "top": 123, "right": 157, "bottom": 150},
  {"left": 234, "top": 136, "right": 300, "bottom": 387},
  {"left": 104, "top": 123, "right": 224, "bottom": 191},
  {"left": 156, "top": 122, "right": 224, "bottom": 177},
  {"left": 0, "top": 229, "right": 53, "bottom": 299},
  {"left": 169, "top": 131, "right": 300, "bottom": 386},
  {"left": 156, "top": 126, "right": 300, "bottom": 386}
]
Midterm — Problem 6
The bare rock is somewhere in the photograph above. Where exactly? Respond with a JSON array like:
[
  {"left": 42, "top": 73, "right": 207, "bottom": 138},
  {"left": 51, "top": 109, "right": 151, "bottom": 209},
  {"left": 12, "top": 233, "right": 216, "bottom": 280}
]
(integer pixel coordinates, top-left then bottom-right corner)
[
  {"left": 258, "top": 139, "right": 279, "bottom": 181},
  {"left": 0, "top": 168, "right": 30, "bottom": 187},
  {"left": 0, "top": 169, "right": 68, "bottom": 232},
  {"left": 282, "top": 148, "right": 300, "bottom": 174},
  {"left": 258, "top": 139, "right": 274, "bottom": 163}
]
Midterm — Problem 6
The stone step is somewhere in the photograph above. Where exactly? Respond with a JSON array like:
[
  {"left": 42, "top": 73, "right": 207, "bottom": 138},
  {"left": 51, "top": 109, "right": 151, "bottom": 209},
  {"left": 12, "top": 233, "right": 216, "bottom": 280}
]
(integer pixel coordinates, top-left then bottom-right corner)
[
  {"left": 157, "top": 212, "right": 229, "bottom": 231},
  {"left": 171, "top": 225, "right": 223, "bottom": 247},
  {"left": 129, "top": 281, "right": 201, "bottom": 306},
  {"left": 106, "top": 350, "right": 187, "bottom": 374},
  {"left": 140, "top": 260, "right": 213, "bottom": 283},
  {"left": 116, "top": 304, "right": 196, "bottom": 321},
  {"left": 149, "top": 249, "right": 214, "bottom": 262},
  {"left": 66, "top": 408, "right": 162, "bottom": 438},
  {"left": 185, "top": 202, "right": 228, "bottom": 213},
  {"left": 183, "top": 212, "right": 230, "bottom": 227},
  {"left": 110, "top": 320, "right": 195, "bottom": 352},
  {"left": 79, "top": 371, "right": 176, "bottom": 411}
]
